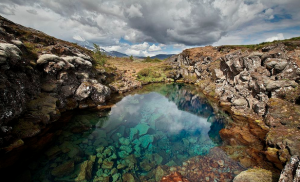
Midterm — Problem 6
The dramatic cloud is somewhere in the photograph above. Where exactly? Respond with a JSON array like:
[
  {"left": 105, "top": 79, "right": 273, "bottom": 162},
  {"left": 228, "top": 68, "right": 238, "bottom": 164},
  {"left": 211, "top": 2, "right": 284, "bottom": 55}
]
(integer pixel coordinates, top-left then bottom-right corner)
[
  {"left": 265, "top": 33, "right": 285, "bottom": 42},
  {"left": 0, "top": 0, "right": 299, "bottom": 55},
  {"left": 0, "top": 4, "right": 15, "bottom": 15},
  {"left": 149, "top": 44, "right": 162, "bottom": 52}
]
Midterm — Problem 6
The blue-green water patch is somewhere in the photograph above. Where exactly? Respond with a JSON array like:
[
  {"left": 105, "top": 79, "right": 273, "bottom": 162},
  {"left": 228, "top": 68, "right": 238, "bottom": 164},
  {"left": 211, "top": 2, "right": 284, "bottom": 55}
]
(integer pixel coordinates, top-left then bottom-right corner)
[{"left": 30, "top": 84, "right": 225, "bottom": 181}]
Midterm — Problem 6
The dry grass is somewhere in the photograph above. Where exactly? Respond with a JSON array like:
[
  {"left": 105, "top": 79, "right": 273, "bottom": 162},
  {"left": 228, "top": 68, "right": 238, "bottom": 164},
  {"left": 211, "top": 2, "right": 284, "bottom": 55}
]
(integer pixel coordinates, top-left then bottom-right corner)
[{"left": 107, "top": 57, "right": 165, "bottom": 79}]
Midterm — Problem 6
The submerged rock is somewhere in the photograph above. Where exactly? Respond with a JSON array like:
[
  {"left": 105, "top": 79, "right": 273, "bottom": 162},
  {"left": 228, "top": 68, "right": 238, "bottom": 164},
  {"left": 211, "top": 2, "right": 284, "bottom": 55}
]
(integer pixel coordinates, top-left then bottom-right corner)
[
  {"left": 135, "top": 123, "right": 150, "bottom": 136},
  {"left": 102, "top": 160, "right": 114, "bottom": 169},
  {"left": 155, "top": 166, "right": 166, "bottom": 181},
  {"left": 233, "top": 168, "right": 273, "bottom": 182},
  {"left": 120, "top": 145, "right": 133, "bottom": 154},
  {"left": 112, "top": 173, "right": 121, "bottom": 182},
  {"left": 75, "top": 160, "right": 94, "bottom": 181},
  {"left": 139, "top": 135, "right": 154, "bottom": 148},
  {"left": 140, "top": 158, "right": 156, "bottom": 171},
  {"left": 129, "top": 128, "right": 138, "bottom": 141},
  {"left": 118, "top": 151, "right": 129, "bottom": 159},
  {"left": 122, "top": 173, "right": 135, "bottom": 182},
  {"left": 51, "top": 160, "right": 74, "bottom": 177},
  {"left": 119, "top": 137, "right": 130, "bottom": 146},
  {"left": 161, "top": 172, "right": 189, "bottom": 182}
]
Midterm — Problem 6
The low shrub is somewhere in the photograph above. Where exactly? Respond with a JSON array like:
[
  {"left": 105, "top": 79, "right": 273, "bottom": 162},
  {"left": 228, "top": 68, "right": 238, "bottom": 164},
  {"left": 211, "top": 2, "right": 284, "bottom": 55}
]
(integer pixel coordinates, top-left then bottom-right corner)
[{"left": 92, "top": 43, "right": 107, "bottom": 67}]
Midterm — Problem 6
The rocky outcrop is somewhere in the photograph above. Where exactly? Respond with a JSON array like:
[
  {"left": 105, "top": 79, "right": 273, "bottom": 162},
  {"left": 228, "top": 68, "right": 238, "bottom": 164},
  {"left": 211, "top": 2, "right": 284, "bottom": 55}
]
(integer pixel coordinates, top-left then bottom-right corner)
[
  {"left": 167, "top": 43, "right": 300, "bottom": 175},
  {"left": 0, "top": 16, "right": 111, "bottom": 151},
  {"left": 265, "top": 99, "right": 300, "bottom": 168}
]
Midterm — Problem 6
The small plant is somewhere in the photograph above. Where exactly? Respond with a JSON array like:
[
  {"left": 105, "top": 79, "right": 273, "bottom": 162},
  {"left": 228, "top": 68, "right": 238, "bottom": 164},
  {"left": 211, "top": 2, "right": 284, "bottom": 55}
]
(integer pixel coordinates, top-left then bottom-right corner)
[
  {"left": 137, "top": 67, "right": 165, "bottom": 83},
  {"left": 129, "top": 55, "right": 134, "bottom": 61},
  {"left": 93, "top": 43, "right": 107, "bottom": 67}
]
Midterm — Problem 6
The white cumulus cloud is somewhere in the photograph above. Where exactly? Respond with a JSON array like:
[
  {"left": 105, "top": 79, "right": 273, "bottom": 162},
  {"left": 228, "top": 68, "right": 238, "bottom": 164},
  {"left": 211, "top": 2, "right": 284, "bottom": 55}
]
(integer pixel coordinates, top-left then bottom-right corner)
[
  {"left": 265, "top": 33, "right": 284, "bottom": 42},
  {"left": 149, "top": 44, "right": 162, "bottom": 52}
]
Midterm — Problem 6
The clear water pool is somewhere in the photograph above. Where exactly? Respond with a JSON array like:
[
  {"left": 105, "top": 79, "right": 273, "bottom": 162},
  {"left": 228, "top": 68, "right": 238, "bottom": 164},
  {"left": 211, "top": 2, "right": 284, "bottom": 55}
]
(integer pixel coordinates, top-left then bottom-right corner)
[{"left": 29, "top": 84, "right": 240, "bottom": 182}]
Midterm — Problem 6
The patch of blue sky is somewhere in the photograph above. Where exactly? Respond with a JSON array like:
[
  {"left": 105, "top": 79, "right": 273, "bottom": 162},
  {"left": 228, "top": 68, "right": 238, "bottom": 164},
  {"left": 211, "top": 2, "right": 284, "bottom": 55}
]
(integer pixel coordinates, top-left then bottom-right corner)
[
  {"left": 119, "top": 38, "right": 133, "bottom": 45},
  {"left": 242, "top": 26, "right": 300, "bottom": 45},
  {"left": 268, "top": 14, "right": 292, "bottom": 23}
]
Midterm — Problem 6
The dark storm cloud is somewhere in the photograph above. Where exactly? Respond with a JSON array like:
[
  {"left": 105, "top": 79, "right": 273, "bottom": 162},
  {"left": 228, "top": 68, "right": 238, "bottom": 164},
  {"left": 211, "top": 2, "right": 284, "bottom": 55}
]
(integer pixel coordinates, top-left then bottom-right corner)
[{"left": 0, "top": 0, "right": 300, "bottom": 46}]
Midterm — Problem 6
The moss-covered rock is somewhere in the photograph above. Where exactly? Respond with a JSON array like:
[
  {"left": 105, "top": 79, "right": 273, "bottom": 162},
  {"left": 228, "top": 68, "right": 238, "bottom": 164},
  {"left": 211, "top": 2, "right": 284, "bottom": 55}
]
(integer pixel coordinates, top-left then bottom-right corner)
[
  {"left": 265, "top": 98, "right": 300, "bottom": 167},
  {"left": 233, "top": 168, "right": 274, "bottom": 182}
]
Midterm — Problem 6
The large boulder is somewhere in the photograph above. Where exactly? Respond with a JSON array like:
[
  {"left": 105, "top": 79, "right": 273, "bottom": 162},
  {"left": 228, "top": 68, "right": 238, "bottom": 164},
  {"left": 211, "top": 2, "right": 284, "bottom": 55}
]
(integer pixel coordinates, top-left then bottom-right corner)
[
  {"left": 265, "top": 58, "right": 288, "bottom": 73},
  {"left": 0, "top": 43, "right": 22, "bottom": 65}
]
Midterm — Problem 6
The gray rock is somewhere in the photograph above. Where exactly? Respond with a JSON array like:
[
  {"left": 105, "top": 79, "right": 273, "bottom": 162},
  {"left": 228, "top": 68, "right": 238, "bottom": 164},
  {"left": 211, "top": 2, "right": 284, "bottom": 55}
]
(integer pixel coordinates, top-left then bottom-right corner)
[
  {"left": 76, "top": 53, "right": 91, "bottom": 60},
  {"left": 279, "top": 155, "right": 300, "bottom": 182},
  {"left": 239, "top": 70, "right": 251, "bottom": 82},
  {"left": 232, "top": 98, "right": 248, "bottom": 107},
  {"left": 213, "top": 69, "right": 225, "bottom": 82},
  {"left": 254, "top": 102, "right": 266, "bottom": 116},
  {"left": 0, "top": 43, "right": 22, "bottom": 63},
  {"left": 265, "top": 58, "right": 288, "bottom": 72},
  {"left": 61, "top": 85, "right": 77, "bottom": 98},
  {"left": 91, "top": 83, "right": 111, "bottom": 104},
  {"left": 11, "top": 40, "right": 23, "bottom": 47},
  {"left": 75, "top": 82, "right": 93, "bottom": 101},
  {"left": 37, "top": 54, "right": 74, "bottom": 73},
  {"left": 63, "top": 56, "right": 92, "bottom": 68},
  {"left": 244, "top": 56, "right": 261, "bottom": 71},
  {"left": 37, "top": 54, "right": 62, "bottom": 64},
  {"left": 265, "top": 80, "right": 297, "bottom": 91}
]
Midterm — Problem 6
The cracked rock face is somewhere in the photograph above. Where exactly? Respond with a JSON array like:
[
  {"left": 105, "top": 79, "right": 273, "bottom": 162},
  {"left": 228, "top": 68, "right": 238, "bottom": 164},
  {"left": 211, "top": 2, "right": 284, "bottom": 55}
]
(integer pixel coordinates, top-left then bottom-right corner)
[
  {"left": 0, "top": 15, "right": 115, "bottom": 151},
  {"left": 0, "top": 41, "right": 111, "bottom": 149},
  {"left": 167, "top": 43, "right": 300, "bottom": 175}
]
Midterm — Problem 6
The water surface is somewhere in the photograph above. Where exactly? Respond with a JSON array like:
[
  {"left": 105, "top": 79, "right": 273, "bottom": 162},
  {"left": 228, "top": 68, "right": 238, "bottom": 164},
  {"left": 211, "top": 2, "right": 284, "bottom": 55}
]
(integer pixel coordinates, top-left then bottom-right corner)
[{"left": 30, "top": 84, "right": 231, "bottom": 181}]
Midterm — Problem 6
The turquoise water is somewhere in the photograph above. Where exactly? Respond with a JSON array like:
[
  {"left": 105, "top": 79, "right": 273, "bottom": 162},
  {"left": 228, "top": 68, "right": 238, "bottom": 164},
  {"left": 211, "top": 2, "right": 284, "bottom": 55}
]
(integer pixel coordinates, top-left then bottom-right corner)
[{"left": 30, "top": 84, "right": 225, "bottom": 181}]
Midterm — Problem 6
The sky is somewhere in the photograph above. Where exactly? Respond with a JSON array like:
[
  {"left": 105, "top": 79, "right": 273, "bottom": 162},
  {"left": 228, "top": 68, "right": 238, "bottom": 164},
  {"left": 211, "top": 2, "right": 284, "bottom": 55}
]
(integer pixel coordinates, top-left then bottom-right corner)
[{"left": 0, "top": 0, "right": 299, "bottom": 57}]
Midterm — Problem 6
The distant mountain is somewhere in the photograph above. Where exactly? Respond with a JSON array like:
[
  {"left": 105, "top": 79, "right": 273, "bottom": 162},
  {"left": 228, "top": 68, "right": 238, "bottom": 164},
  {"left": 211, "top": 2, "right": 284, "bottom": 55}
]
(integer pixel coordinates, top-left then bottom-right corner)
[
  {"left": 151, "top": 54, "right": 174, "bottom": 59},
  {"left": 105, "top": 51, "right": 128, "bottom": 57},
  {"left": 77, "top": 41, "right": 173, "bottom": 59}
]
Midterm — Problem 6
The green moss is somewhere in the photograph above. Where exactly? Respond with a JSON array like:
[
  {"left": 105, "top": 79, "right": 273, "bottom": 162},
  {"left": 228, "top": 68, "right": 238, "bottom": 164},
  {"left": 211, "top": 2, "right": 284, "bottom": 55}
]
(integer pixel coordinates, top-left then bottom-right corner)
[
  {"left": 182, "top": 74, "right": 198, "bottom": 83},
  {"left": 23, "top": 42, "right": 39, "bottom": 61},
  {"left": 137, "top": 67, "right": 167, "bottom": 84},
  {"left": 143, "top": 57, "right": 162, "bottom": 63}
]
